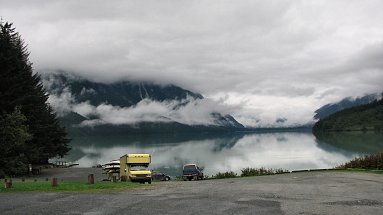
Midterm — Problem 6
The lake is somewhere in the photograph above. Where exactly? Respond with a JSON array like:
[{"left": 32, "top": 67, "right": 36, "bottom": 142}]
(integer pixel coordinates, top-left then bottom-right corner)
[{"left": 62, "top": 131, "right": 383, "bottom": 177}]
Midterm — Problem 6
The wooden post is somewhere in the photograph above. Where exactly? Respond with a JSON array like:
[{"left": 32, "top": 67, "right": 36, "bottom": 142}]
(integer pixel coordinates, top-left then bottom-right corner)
[
  {"left": 51, "top": 177, "right": 58, "bottom": 187},
  {"left": 112, "top": 175, "right": 117, "bottom": 183},
  {"left": 121, "top": 175, "right": 127, "bottom": 182},
  {"left": 29, "top": 164, "right": 32, "bottom": 176},
  {"left": 4, "top": 179, "right": 12, "bottom": 189},
  {"left": 88, "top": 174, "right": 94, "bottom": 184},
  {"left": 4, "top": 181, "right": 12, "bottom": 188}
]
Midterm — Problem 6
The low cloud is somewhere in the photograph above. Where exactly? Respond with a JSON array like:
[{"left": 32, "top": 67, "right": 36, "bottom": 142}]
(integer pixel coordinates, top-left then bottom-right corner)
[
  {"left": 48, "top": 85, "right": 316, "bottom": 127},
  {"left": 47, "top": 88, "right": 74, "bottom": 117},
  {"left": 48, "top": 89, "right": 236, "bottom": 127}
]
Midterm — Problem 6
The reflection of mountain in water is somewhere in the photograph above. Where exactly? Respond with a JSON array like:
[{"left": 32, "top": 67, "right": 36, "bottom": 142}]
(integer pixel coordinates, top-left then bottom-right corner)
[
  {"left": 63, "top": 132, "right": 364, "bottom": 176},
  {"left": 314, "top": 132, "right": 383, "bottom": 156},
  {"left": 276, "top": 135, "right": 288, "bottom": 142},
  {"left": 212, "top": 135, "right": 243, "bottom": 152},
  {"left": 70, "top": 132, "right": 245, "bottom": 147},
  {"left": 66, "top": 132, "right": 245, "bottom": 163}
]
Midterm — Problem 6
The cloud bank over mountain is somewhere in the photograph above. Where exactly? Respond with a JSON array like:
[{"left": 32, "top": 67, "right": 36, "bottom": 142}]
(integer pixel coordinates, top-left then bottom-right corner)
[
  {"left": 1, "top": 0, "right": 383, "bottom": 126},
  {"left": 44, "top": 73, "right": 242, "bottom": 128},
  {"left": 49, "top": 90, "right": 235, "bottom": 127}
]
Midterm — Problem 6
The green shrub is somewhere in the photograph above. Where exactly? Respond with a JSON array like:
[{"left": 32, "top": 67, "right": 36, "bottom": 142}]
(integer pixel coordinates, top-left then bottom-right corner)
[
  {"left": 203, "top": 175, "right": 210, "bottom": 180},
  {"left": 275, "top": 168, "right": 290, "bottom": 174},
  {"left": 240, "top": 167, "right": 289, "bottom": 177},
  {"left": 338, "top": 153, "right": 383, "bottom": 170},
  {"left": 212, "top": 171, "right": 237, "bottom": 179},
  {"left": 241, "top": 167, "right": 271, "bottom": 177}
]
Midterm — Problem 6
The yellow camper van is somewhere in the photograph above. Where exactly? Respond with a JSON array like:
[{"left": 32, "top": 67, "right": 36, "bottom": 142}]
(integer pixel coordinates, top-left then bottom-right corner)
[{"left": 120, "top": 154, "right": 152, "bottom": 184}]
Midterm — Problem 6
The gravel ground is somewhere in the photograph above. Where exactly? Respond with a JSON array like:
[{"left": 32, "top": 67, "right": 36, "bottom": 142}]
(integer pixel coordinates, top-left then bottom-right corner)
[{"left": 1, "top": 171, "right": 383, "bottom": 215}]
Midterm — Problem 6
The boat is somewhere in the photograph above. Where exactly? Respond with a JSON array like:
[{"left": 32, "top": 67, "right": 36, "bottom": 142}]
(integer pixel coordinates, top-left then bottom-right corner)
[
  {"left": 103, "top": 160, "right": 120, "bottom": 166},
  {"left": 102, "top": 160, "right": 121, "bottom": 172}
]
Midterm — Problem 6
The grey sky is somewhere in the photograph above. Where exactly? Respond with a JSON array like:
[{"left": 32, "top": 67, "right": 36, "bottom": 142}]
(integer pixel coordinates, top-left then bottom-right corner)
[{"left": 1, "top": 0, "right": 383, "bottom": 126}]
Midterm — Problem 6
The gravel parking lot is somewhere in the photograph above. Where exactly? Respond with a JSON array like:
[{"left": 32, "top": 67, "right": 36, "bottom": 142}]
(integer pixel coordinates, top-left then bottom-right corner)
[{"left": 1, "top": 171, "right": 382, "bottom": 215}]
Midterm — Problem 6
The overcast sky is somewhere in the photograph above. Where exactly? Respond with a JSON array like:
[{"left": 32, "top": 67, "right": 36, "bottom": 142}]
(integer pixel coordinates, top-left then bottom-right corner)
[{"left": 1, "top": 0, "right": 383, "bottom": 126}]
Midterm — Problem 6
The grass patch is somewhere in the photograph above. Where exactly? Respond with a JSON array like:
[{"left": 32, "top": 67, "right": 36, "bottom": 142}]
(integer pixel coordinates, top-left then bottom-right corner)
[
  {"left": 0, "top": 180, "right": 145, "bottom": 192},
  {"left": 333, "top": 168, "right": 383, "bottom": 174}
]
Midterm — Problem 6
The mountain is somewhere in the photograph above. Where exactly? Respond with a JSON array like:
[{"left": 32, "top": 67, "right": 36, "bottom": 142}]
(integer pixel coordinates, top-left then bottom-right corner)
[
  {"left": 42, "top": 72, "right": 244, "bottom": 136},
  {"left": 44, "top": 72, "right": 204, "bottom": 107},
  {"left": 314, "top": 93, "right": 380, "bottom": 120},
  {"left": 313, "top": 98, "right": 383, "bottom": 133}
]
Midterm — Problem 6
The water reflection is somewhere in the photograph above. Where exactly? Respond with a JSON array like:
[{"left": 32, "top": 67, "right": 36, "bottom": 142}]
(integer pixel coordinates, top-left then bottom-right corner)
[
  {"left": 314, "top": 132, "right": 383, "bottom": 155},
  {"left": 64, "top": 132, "right": 383, "bottom": 176}
]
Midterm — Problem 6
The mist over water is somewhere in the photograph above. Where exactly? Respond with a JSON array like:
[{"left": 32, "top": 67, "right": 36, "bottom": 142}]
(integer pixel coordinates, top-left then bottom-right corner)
[{"left": 62, "top": 132, "right": 383, "bottom": 177}]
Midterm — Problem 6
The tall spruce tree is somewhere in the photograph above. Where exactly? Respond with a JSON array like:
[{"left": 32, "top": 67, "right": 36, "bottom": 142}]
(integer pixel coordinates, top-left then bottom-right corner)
[
  {"left": 0, "top": 107, "right": 32, "bottom": 176},
  {"left": 0, "top": 22, "right": 70, "bottom": 173}
]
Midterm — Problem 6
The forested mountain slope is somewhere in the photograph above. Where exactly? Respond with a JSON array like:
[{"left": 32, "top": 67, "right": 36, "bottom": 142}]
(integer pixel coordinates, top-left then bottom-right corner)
[{"left": 313, "top": 98, "right": 383, "bottom": 132}]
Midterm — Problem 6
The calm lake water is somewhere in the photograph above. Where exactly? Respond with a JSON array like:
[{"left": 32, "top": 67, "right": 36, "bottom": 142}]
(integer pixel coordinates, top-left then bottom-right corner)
[{"left": 63, "top": 132, "right": 383, "bottom": 177}]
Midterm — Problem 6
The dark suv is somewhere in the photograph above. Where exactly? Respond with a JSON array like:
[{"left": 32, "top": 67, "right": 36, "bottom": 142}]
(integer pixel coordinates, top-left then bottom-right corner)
[
  {"left": 182, "top": 164, "right": 203, "bottom": 181},
  {"left": 151, "top": 172, "right": 171, "bottom": 181}
]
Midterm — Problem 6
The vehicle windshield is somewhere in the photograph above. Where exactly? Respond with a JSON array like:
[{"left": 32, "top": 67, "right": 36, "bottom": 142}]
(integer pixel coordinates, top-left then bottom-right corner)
[
  {"left": 130, "top": 165, "right": 149, "bottom": 171},
  {"left": 183, "top": 165, "right": 197, "bottom": 170}
]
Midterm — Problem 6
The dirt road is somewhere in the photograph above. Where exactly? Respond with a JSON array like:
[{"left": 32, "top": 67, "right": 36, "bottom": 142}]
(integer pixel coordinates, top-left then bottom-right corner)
[{"left": 1, "top": 171, "right": 382, "bottom": 215}]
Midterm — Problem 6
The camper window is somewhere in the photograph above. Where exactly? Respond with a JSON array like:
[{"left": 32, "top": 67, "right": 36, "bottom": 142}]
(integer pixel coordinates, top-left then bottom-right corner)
[{"left": 131, "top": 165, "right": 149, "bottom": 171}]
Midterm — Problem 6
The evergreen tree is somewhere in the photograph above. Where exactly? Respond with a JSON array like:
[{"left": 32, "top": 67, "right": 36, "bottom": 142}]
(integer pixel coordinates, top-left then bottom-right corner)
[
  {"left": 0, "top": 107, "right": 32, "bottom": 176},
  {"left": 0, "top": 21, "right": 70, "bottom": 171}
]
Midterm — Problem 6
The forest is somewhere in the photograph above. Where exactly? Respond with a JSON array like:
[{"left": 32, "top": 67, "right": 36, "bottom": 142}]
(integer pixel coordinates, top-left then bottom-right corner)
[{"left": 313, "top": 97, "right": 383, "bottom": 133}]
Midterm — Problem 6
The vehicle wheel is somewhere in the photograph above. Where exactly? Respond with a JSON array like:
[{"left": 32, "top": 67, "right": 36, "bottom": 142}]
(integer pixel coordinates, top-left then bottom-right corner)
[
  {"left": 165, "top": 176, "right": 170, "bottom": 181},
  {"left": 188, "top": 178, "right": 191, "bottom": 181},
  {"left": 148, "top": 181, "right": 151, "bottom": 184}
]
